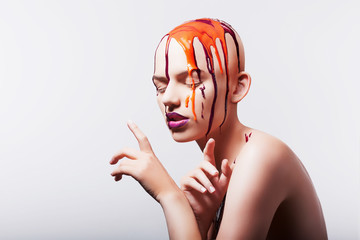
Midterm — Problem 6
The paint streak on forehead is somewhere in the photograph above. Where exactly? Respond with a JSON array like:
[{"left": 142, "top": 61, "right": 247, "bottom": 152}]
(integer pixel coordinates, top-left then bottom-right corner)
[{"left": 165, "top": 18, "right": 227, "bottom": 78}]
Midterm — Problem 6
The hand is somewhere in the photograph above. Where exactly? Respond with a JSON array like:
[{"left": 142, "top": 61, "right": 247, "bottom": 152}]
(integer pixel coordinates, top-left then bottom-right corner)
[
  {"left": 110, "top": 121, "right": 178, "bottom": 202},
  {"left": 180, "top": 138, "right": 233, "bottom": 238}
]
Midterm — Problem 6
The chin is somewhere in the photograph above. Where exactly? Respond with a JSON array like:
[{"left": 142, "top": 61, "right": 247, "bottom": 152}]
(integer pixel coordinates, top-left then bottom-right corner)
[
  {"left": 171, "top": 133, "right": 194, "bottom": 143},
  {"left": 170, "top": 129, "right": 205, "bottom": 143}
]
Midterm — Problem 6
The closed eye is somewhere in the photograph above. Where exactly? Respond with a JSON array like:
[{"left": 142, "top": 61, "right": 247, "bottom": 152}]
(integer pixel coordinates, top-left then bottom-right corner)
[
  {"left": 156, "top": 86, "right": 167, "bottom": 94},
  {"left": 186, "top": 81, "right": 201, "bottom": 88},
  {"left": 152, "top": 75, "right": 168, "bottom": 95}
]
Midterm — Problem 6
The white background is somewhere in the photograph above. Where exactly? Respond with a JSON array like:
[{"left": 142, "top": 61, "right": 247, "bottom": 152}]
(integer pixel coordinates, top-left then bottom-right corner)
[{"left": 0, "top": 0, "right": 359, "bottom": 239}]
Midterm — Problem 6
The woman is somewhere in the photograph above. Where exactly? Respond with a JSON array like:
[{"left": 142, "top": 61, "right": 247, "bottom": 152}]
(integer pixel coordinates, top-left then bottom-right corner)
[{"left": 110, "top": 18, "right": 327, "bottom": 239}]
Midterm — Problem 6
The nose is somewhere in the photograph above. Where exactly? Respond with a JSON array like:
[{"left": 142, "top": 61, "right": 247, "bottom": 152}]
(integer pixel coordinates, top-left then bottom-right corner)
[{"left": 161, "top": 81, "right": 181, "bottom": 111}]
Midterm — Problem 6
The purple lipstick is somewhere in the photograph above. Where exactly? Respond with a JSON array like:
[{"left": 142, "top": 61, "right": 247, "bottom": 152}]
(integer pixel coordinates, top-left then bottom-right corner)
[{"left": 166, "top": 112, "right": 189, "bottom": 129}]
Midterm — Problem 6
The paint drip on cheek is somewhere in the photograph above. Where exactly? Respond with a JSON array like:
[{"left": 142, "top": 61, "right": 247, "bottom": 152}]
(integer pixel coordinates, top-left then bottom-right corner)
[
  {"left": 185, "top": 95, "right": 190, "bottom": 107},
  {"left": 190, "top": 79, "right": 197, "bottom": 120},
  {"left": 201, "top": 102, "right": 204, "bottom": 119},
  {"left": 200, "top": 84, "right": 206, "bottom": 99}
]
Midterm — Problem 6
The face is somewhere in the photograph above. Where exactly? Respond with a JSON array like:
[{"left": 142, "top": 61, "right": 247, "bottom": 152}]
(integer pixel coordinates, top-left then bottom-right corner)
[{"left": 153, "top": 37, "right": 228, "bottom": 142}]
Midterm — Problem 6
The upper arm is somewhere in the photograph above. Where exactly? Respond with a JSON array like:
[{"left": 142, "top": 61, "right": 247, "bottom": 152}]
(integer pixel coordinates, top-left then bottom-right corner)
[{"left": 217, "top": 138, "right": 293, "bottom": 239}]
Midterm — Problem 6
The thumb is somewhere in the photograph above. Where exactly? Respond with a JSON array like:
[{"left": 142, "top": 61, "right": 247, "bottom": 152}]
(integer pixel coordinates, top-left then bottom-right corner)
[{"left": 219, "top": 159, "right": 232, "bottom": 187}]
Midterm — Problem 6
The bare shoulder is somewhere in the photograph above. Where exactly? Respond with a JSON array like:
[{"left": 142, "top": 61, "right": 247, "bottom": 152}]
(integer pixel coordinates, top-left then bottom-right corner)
[
  {"left": 218, "top": 129, "right": 327, "bottom": 239},
  {"left": 242, "top": 129, "right": 295, "bottom": 157},
  {"left": 234, "top": 129, "right": 300, "bottom": 179},
  {"left": 218, "top": 130, "right": 302, "bottom": 238}
]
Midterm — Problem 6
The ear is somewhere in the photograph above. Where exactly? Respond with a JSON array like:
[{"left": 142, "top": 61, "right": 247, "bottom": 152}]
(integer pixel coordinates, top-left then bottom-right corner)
[{"left": 231, "top": 71, "right": 251, "bottom": 103}]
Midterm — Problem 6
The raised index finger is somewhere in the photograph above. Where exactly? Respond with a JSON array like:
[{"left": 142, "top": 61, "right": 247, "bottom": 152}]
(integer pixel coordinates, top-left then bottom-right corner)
[
  {"left": 127, "top": 120, "right": 153, "bottom": 152},
  {"left": 203, "top": 138, "right": 216, "bottom": 165}
]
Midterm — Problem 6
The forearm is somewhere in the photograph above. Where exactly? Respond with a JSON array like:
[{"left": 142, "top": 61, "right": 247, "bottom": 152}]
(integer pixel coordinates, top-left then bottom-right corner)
[{"left": 160, "top": 189, "right": 202, "bottom": 240}]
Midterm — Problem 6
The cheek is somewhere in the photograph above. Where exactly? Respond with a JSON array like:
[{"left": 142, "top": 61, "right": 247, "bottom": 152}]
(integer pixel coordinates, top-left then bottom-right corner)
[
  {"left": 196, "top": 81, "right": 226, "bottom": 126},
  {"left": 195, "top": 84, "right": 213, "bottom": 120}
]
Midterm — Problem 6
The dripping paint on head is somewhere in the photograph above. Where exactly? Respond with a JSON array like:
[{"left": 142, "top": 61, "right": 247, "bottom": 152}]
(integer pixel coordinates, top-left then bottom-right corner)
[
  {"left": 163, "top": 18, "right": 241, "bottom": 136},
  {"left": 200, "top": 84, "right": 206, "bottom": 99}
]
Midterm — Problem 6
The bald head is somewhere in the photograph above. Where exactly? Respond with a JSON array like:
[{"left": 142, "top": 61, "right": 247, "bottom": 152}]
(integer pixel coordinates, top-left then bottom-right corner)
[{"left": 156, "top": 18, "right": 245, "bottom": 82}]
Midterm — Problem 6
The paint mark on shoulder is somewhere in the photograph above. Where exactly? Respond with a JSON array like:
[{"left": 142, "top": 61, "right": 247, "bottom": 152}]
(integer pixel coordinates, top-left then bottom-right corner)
[{"left": 245, "top": 132, "right": 252, "bottom": 143}]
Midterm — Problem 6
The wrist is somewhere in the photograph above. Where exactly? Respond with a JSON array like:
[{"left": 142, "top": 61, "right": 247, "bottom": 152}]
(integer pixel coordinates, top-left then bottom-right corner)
[
  {"left": 159, "top": 188, "right": 201, "bottom": 239},
  {"left": 158, "top": 187, "right": 184, "bottom": 206}
]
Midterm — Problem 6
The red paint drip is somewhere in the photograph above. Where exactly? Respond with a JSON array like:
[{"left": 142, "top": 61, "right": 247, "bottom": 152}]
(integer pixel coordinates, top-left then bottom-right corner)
[
  {"left": 200, "top": 84, "right": 206, "bottom": 99},
  {"left": 245, "top": 132, "right": 252, "bottom": 143},
  {"left": 201, "top": 102, "right": 204, "bottom": 119}
]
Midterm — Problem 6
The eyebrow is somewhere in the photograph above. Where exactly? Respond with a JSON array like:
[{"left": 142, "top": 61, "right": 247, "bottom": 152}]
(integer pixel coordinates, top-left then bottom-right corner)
[
  {"left": 152, "top": 75, "right": 168, "bottom": 83},
  {"left": 175, "top": 71, "right": 189, "bottom": 80}
]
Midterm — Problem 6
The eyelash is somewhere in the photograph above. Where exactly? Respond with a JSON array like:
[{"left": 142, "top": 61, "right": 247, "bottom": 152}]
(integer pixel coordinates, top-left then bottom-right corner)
[
  {"left": 156, "top": 87, "right": 166, "bottom": 94},
  {"left": 186, "top": 82, "right": 201, "bottom": 88},
  {"left": 156, "top": 81, "right": 201, "bottom": 94}
]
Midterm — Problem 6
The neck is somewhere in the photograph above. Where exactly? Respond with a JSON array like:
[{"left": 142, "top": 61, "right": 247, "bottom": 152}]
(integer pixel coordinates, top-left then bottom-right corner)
[{"left": 196, "top": 114, "right": 249, "bottom": 171}]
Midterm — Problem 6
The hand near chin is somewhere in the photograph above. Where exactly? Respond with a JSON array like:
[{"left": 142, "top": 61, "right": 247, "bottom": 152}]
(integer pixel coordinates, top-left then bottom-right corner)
[
  {"left": 180, "top": 138, "right": 233, "bottom": 238},
  {"left": 110, "top": 121, "right": 178, "bottom": 202}
]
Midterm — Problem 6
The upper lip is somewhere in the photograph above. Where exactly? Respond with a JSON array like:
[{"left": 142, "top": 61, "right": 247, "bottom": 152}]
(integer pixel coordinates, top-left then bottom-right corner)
[{"left": 166, "top": 112, "right": 188, "bottom": 121}]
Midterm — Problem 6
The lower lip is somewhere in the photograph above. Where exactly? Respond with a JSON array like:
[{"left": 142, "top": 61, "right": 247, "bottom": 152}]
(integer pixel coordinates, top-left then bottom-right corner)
[{"left": 168, "top": 119, "right": 189, "bottom": 129}]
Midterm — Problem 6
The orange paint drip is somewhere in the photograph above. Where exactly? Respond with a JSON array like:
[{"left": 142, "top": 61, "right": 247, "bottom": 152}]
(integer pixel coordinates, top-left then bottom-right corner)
[
  {"left": 165, "top": 19, "right": 229, "bottom": 120},
  {"left": 191, "top": 79, "right": 197, "bottom": 120},
  {"left": 166, "top": 19, "right": 227, "bottom": 75},
  {"left": 185, "top": 95, "right": 190, "bottom": 107}
]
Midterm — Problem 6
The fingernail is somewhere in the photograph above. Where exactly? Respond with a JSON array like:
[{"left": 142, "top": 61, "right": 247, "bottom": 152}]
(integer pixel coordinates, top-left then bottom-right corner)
[
  {"left": 200, "top": 187, "right": 206, "bottom": 193},
  {"left": 209, "top": 186, "right": 215, "bottom": 193}
]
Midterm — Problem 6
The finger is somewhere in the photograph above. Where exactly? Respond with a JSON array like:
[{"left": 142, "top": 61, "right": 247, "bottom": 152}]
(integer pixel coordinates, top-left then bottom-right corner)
[
  {"left": 200, "top": 160, "right": 219, "bottom": 177},
  {"left": 111, "top": 159, "right": 137, "bottom": 177},
  {"left": 127, "top": 120, "right": 153, "bottom": 153},
  {"left": 203, "top": 138, "right": 216, "bottom": 165},
  {"left": 114, "top": 175, "right": 122, "bottom": 181},
  {"left": 219, "top": 159, "right": 232, "bottom": 186},
  {"left": 192, "top": 169, "right": 216, "bottom": 193},
  {"left": 181, "top": 177, "right": 207, "bottom": 193},
  {"left": 221, "top": 159, "right": 232, "bottom": 177},
  {"left": 110, "top": 147, "right": 140, "bottom": 164}
]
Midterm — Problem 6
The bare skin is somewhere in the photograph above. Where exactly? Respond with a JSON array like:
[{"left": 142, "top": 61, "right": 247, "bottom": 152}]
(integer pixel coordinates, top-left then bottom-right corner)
[
  {"left": 192, "top": 128, "right": 328, "bottom": 239},
  {"left": 111, "top": 19, "right": 327, "bottom": 239}
]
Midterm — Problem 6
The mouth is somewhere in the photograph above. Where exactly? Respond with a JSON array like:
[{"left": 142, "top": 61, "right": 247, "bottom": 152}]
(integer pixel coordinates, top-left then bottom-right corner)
[{"left": 166, "top": 112, "right": 189, "bottom": 129}]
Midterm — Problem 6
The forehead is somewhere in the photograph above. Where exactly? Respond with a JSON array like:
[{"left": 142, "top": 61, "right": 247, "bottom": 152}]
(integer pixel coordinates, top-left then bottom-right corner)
[{"left": 154, "top": 37, "right": 208, "bottom": 78}]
